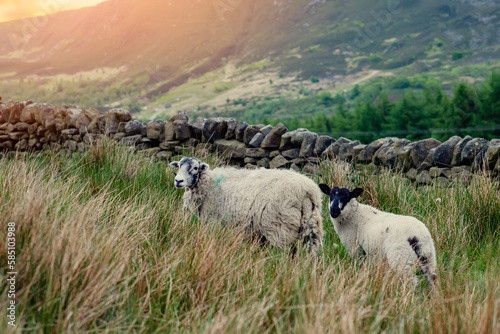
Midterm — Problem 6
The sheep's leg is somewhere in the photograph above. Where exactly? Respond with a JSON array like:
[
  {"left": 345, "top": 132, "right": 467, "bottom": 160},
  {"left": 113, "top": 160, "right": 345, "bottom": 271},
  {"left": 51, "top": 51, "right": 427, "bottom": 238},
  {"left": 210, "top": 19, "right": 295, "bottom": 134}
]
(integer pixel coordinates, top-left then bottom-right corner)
[{"left": 299, "top": 199, "right": 323, "bottom": 258}]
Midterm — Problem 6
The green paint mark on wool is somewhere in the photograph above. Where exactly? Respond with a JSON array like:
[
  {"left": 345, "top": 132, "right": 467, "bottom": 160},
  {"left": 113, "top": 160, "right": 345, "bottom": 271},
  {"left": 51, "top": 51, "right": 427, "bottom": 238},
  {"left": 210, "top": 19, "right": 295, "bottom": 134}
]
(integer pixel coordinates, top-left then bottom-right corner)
[
  {"left": 383, "top": 214, "right": 392, "bottom": 219},
  {"left": 215, "top": 175, "right": 225, "bottom": 186}
]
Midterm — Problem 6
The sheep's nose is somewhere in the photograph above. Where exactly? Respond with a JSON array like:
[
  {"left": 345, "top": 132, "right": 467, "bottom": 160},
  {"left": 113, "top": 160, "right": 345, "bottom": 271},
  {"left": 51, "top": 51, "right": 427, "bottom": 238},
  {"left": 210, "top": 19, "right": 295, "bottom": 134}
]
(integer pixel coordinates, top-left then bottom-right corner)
[{"left": 330, "top": 207, "right": 341, "bottom": 218}]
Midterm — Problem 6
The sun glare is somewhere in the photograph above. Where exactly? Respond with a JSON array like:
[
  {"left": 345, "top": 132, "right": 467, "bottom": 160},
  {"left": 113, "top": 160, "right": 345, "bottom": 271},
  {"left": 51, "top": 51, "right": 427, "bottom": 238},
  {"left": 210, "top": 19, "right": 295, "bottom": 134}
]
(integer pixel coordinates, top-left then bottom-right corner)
[{"left": 0, "top": 0, "right": 106, "bottom": 23}]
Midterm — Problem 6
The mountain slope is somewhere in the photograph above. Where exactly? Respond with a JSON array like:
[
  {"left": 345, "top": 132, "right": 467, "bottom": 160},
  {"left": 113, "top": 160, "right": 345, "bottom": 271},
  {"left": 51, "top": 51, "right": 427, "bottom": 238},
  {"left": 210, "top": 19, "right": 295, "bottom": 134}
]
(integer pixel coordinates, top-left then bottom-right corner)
[{"left": 1, "top": 0, "right": 499, "bottom": 112}]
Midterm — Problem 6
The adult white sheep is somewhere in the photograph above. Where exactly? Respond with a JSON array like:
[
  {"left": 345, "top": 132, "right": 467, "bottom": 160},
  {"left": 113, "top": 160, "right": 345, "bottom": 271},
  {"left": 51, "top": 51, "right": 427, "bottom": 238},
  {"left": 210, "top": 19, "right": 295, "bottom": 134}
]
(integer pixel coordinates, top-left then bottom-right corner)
[
  {"left": 318, "top": 184, "right": 437, "bottom": 293},
  {"left": 170, "top": 157, "right": 323, "bottom": 256}
]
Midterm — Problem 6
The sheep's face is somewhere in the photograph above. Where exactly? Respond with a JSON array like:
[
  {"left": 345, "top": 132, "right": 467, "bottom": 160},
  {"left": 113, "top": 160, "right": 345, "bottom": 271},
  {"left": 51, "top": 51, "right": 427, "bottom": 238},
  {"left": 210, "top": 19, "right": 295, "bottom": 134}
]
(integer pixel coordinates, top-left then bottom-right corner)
[
  {"left": 318, "top": 184, "right": 364, "bottom": 219},
  {"left": 170, "top": 157, "right": 210, "bottom": 189}
]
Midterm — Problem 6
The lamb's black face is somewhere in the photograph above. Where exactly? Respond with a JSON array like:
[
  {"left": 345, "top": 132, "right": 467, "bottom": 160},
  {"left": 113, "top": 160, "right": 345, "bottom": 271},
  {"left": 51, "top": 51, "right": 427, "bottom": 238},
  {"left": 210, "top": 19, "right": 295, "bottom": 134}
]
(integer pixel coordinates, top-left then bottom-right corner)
[
  {"left": 170, "top": 157, "right": 209, "bottom": 189},
  {"left": 318, "top": 184, "right": 364, "bottom": 218}
]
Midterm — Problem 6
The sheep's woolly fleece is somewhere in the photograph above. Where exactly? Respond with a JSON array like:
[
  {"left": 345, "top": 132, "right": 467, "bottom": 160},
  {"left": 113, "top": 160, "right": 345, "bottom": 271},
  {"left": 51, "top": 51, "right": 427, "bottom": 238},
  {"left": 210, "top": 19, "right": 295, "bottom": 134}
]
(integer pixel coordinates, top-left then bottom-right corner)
[
  {"left": 320, "top": 184, "right": 437, "bottom": 291},
  {"left": 170, "top": 157, "right": 323, "bottom": 255}
]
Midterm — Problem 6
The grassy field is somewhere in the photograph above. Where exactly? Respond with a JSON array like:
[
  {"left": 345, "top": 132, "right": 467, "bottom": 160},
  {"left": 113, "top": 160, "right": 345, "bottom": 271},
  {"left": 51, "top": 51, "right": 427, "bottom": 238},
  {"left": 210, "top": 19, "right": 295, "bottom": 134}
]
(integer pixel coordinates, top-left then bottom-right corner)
[{"left": 0, "top": 140, "right": 499, "bottom": 333}]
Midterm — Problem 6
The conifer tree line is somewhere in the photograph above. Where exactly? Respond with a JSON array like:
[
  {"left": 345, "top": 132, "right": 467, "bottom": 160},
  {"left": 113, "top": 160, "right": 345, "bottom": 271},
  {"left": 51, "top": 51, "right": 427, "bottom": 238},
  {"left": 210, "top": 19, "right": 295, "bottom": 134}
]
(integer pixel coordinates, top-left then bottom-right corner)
[{"left": 233, "top": 71, "right": 500, "bottom": 144}]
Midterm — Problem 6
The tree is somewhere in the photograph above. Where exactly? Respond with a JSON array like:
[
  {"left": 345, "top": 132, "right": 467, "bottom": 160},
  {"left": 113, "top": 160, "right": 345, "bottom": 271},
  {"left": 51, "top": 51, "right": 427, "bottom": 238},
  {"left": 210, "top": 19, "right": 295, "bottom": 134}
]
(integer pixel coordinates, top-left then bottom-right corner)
[{"left": 446, "top": 82, "right": 480, "bottom": 137}]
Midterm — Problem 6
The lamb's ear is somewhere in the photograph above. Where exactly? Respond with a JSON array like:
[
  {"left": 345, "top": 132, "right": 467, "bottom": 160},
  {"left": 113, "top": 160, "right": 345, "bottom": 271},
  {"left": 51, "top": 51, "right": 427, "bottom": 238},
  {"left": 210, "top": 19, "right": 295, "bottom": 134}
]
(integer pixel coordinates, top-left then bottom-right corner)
[
  {"left": 319, "top": 183, "right": 331, "bottom": 195},
  {"left": 350, "top": 188, "right": 364, "bottom": 198},
  {"left": 200, "top": 162, "right": 210, "bottom": 172},
  {"left": 169, "top": 161, "right": 179, "bottom": 169}
]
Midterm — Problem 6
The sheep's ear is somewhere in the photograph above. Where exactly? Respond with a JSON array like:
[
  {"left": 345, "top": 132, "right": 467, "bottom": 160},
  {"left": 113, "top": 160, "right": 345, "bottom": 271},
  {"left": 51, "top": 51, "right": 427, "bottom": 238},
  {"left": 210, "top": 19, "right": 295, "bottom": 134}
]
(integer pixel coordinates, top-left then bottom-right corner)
[
  {"left": 350, "top": 188, "right": 364, "bottom": 198},
  {"left": 319, "top": 183, "right": 331, "bottom": 195},
  {"left": 169, "top": 161, "right": 179, "bottom": 169},
  {"left": 200, "top": 162, "right": 210, "bottom": 172}
]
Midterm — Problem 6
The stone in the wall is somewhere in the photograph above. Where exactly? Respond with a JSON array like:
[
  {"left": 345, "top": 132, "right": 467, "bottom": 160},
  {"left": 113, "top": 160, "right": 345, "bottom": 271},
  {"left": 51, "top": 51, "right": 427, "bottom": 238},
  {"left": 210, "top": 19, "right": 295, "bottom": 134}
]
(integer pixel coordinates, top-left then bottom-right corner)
[
  {"left": 461, "top": 138, "right": 489, "bottom": 165},
  {"left": 282, "top": 148, "right": 301, "bottom": 160},
  {"left": 117, "top": 122, "right": 126, "bottom": 133},
  {"left": 302, "top": 163, "right": 318, "bottom": 175},
  {"left": 270, "top": 150, "right": 280, "bottom": 159},
  {"left": 314, "top": 135, "right": 335, "bottom": 156},
  {"left": 114, "top": 133, "right": 126, "bottom": 141},
  {"left": 270, "top": 155, "right": 288, "bottom": 169},
  {"left": 451, "top": 135, "right": 472, "bottom": 166},
  {"left": 68, "top": 140, "right": 78, "bottom": 151},
  {"left": 19, "top": 103, "right": 38, "bottom": 123},
  {"left": 378, "top": 139, "right": 411, "bottom": 167},
  {"left": 484, "top": 139, "right": 500, "bottom": 170},
  {"left": 395, "top": 142, "right": 415, "bottom": 172},
  {"left": 321, "top": 137, "right": 351, "bottom": 160},
  {"left": 78, "top": 109, "right": 100, "bottom": 134},
  {"left": 64, "top": 107, "right": 84, "bottom": 129},
  {"left": 1, "top": 140, "right": 14, "bottom": 150},
  {"left": 352, "top": 144, "right": 367, "bottom": 162},
  {"left": 125, "top": 119, "right": 143, "bottom": 136},
  {"left": 225, "top": 118, "right": 238, "bottom": 140},
  {"left": 245, "top": 163, "right": 258, "bottom": 170},
  {"left": 54, "top": 106, "right": 69, "bottom": 132},
  {"left": 235, "top": 121, "right": 249, "bottom": 142},
  {"left": 358, "top": 138, "right": 386, "bottom": 164},
  {"left": 338, "top": 140, "right": 362, "bottom": 162},
  {"left": 122, "top": 135, "right": 143, "bottom": 146},
  {"left": 260, "top": 125, "right": 274, "bottom": 136},
  {"left": 104, "top": 112, "right": 120, "bottom": 134},
  {"left": 27, "top": 123, "right": 38, "bottom": 135},
  {"left": 406, "top": 168, "right": 418, "bottom": 181},
  {"left": 433, "top": 136, "right": 461, "bottom": 167},
  {"left": 203, "top": 118, "right": 229, "bottom": 143},
  {"left": 13, "top": 122, "right": 29, "bottom": 132},
  {"left": 261, "top": 123, "right": 288, "bottom": 149},
  {"left": 108, "top": 108, "right": 132, "bottom": 123},
  {"left": 9, "top": 132, "right": 26, "bottom": 141},
  {"left": 83, "top": 134, "right": 99, "bottom": 145},
  {"left": 214, "top": 139, "right": 247, "bottom": 159},
  {"left": 257, "top": 158, "right": 271, "bottom": 168},
  {"left": 156, "top": 151, "right": 173, "bottom": 161},
  {"left": 160, "top": 141, "right": 180, "bottom": 151},
  {"left": 185, "top": 138, "right": 200, "bottom": 147},
  {"left": 418, "top": 147, "right": 437, "bottom": 171},
  {"left": 279, "top": 132, "right": 293, "bottom": 151},
  {"left": 429, "top": 167, "right": 446, "bottom": 178},
  {"left": 243, "top": 125, "right": 263, "bottom": 146},
  {"left": 175, "top": 120, "right": 192, "bottom": 141},
  {"left": 249, "top": 133, "right": 265, "bottom": 148},
  {"left": 299, "top": 132, "right": 318, "bottom": 158},
  {"left": 291, "top": 158, "right": 308, "bottom": 166},
  {"left": 291, "top": 129, "right": 315, "bottom": 148},
  {"left": 189, "top": 118, "right": 204, "bottom": 140},
  {"left": 15, "top": 139, "right": 28, "bottom": 151},
  {"left": 246, "top": 148, "right": 270, "bottom": 158},
  {"left": 146, "top": 120, "right": 164, "bottom": 140},
  {"left": 97, "top": 115, "right": 106, "bottom": 134},
  {"left": 165, "top": 114, "right": 188, "bottom": 141},
  {"left": 410, "top": 138, "right": 441, "bottom": 170},
  {"left": 244, "top": 157, "right": 259, "bottom": 164},
  {"left": 290, "top": 163, "right": 301, "bottom": 172}
]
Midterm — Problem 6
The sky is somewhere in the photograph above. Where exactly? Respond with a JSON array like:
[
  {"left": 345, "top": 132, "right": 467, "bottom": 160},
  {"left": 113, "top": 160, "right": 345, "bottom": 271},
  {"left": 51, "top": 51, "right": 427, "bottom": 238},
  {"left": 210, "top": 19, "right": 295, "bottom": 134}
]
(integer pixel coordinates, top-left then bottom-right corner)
[{"left": 0, "top": 0, "right": 106, "bottom": 23}]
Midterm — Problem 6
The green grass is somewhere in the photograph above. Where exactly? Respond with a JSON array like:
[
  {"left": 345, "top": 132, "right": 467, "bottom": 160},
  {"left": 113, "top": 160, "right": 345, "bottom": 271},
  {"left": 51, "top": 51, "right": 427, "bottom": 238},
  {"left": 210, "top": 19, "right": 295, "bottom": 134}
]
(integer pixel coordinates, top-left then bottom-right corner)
[{"left": 0, "top": 140, "right": 499, "bottom": 333}]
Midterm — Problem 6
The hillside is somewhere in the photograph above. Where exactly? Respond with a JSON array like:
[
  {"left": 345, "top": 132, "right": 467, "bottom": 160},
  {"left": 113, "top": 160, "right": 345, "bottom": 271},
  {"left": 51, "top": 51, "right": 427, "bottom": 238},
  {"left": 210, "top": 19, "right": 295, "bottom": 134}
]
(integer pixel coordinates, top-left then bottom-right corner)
[{"left": 1, "top": 0, "right": 500, "bottom": 118}]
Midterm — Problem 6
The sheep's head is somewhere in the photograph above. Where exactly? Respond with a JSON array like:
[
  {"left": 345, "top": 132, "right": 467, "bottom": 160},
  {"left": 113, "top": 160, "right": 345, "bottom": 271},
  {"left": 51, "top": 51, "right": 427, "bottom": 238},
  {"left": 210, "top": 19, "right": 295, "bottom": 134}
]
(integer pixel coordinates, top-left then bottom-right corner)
[
  {"left": 170, "top": 157, "right": 210, "bottom": 189},
  {"left": 318, "top": 184, "right": 363, "bottom": 219}
]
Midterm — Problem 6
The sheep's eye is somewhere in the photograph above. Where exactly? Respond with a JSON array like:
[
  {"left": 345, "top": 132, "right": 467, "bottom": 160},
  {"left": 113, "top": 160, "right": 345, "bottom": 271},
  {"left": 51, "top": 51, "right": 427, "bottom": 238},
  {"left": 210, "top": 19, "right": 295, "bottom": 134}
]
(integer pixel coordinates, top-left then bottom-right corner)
[{"left": 193, "top": 167, "right": 198, "bottom": 171}]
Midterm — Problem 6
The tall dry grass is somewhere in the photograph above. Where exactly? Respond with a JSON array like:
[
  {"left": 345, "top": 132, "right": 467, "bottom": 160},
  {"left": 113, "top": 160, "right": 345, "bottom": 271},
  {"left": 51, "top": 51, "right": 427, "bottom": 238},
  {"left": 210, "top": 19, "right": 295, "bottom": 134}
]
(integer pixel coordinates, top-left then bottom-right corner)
[{"left": 0, "top": 141, "right": 498, "bottom": 333}]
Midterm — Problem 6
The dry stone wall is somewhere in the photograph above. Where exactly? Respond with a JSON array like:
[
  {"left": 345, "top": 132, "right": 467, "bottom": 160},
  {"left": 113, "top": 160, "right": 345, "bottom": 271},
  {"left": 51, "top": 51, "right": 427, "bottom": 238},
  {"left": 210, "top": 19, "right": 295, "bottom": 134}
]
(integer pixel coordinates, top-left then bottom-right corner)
[{"left": 1, "top": 99, "right": 500, "bottom": 185}]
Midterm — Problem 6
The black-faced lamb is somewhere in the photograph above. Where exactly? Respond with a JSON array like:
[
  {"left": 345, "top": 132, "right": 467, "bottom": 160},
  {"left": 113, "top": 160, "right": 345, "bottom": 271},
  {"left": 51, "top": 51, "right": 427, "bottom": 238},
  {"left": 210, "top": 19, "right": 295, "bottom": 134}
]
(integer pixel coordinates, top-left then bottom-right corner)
[
  {"left": 319, "top": 184, "right": 437, "bottom": 293},
  {"left": 170, "top": 157, "right": 323, "bottom": 256}
]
